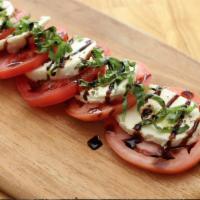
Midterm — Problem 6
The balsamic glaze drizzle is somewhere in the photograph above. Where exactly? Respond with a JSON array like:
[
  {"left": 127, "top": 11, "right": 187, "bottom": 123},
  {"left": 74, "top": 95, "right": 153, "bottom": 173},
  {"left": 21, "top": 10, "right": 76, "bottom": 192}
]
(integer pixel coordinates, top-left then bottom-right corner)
[
  {"left": 181, "top": 90, "right": 194, "bottom": 100},
  {"left": 71, "top": 40, "right": 92, "bottom": 57},
  {"left": 166, "top": 94, "right": 179, "bottom": 107},
  {"left": 56, "top": 39, "right": 93, "bottom": 69},
  {"left": 87, "top": 136, "right": 103, "bottom": 150},
  {"left": 83, "top": 89, "right": 89, "bottom": 101},
  {"left": 152, "top": 86, "right": 162, "bottom": 96},
  {"left": 105, "top": 82, "right": 115, "bottom": 103}
]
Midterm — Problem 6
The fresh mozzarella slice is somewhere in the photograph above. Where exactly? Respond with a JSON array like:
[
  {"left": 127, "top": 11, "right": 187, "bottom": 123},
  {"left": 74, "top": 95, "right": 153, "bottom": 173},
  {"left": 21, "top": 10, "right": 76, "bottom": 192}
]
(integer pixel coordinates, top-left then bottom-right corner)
[
  {"left": 77, "top": 65, "right": 138, "bottom": 103},
  {"left": 116, "top": 85, "right": 200, "bottom": 148},
  {"left": 37, "top": 16, "right": 51, "bottom": 27},
  {"left": 0, "top": 16, "right": 50, "bottom": 53},
  {"left": 26, "top": 37, "right": 97, "bottom": 81},
  {"left": 1, "top": 0, "right": 15, "bottom": 17},
  {"left": 6, "top": 31, "right": 30, "bottom": 53}
]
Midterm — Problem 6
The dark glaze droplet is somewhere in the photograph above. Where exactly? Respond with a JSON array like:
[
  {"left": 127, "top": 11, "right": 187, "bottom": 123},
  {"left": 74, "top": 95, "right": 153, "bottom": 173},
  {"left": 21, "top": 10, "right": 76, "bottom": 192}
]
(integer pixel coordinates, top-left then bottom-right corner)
[
  {"left": 124, "top": 134, "right": 143, "bottom": 149},
  {"left": 154, "top": 86, "right": 162, "bottom": 96},
  {"left": 87, "top": 136, "right": 103, "bottom": 150},
  {"left": 161, "top": 148, "right": 175, "bottom": 160},
  {"left": 141, "top": 107, "right": 153, "bottom": 119},
  {"left": 134, "top": 123, "right": 142, "bottom": 132},
  {"left": 181, "top": 90, "right": 194, "bottom": 100},
  {"left": 68, "top": 38, "right": 74, "bottom": 44},
  {"left": 29, "top": 80, "right": 45, "bottom": 92},
  {"left": 83, "top": 89, "right": 89, "bottom": 101},
  {"left": 186, "top": 143, "right": 196, "bottom": 154},
  {"left": 105, "top": 82, "right": 115, "bottom": 103}
]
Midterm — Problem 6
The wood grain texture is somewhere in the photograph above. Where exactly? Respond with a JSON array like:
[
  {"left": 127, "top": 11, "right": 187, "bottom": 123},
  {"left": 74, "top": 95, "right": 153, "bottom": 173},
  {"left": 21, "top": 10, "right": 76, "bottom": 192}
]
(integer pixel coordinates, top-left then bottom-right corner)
[
  {"left": 0, "top": 0, "right": 199, "bottom": 198},
  {"left": 80, "top": 0, "right": 200, "bottom": 61}
]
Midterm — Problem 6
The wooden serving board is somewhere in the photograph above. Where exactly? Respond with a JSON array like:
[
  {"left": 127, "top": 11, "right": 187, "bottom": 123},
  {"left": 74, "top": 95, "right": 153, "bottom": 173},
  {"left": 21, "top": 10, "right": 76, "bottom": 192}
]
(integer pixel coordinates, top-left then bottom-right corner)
[{"left": 1, "top": 0, "right": 200, "bottom": 198}]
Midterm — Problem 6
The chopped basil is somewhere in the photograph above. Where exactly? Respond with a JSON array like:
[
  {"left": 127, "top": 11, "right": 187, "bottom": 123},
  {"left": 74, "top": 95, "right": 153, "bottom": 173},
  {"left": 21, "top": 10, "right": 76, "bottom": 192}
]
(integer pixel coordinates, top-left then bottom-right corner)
[
  {"left": 0, "top": 14, "right": 13, "bottom": 30},
  {"left": 32, "top": 25, "right": 72, "bottom": 75},
  {"left": 136, "top": 88, "right": 196, "bottom": 134},
  {"left": 13, "top": 16, "right": 33, "bottom": 35},
  {"left": 0, "top": 0, "right": 4, "bottom": 12},
  {"left": 177, "top": 124, "right": 190, "bottom": 134}
]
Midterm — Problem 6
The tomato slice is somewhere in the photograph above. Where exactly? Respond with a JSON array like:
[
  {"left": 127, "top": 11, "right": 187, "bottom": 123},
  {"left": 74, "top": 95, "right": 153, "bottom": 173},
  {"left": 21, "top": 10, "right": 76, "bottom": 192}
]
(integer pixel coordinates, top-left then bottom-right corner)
[
  {"left": 16, "top": 67, "right": 104, "bottom": 107},
  {"left": 105, "top": 87, "right": 200, "bottom": 174},
  {"left": 65, "top": 63, "right": 152, "bottom": 121},
  {"left": 0, "top": 28, "right": 15, "bottom": 40},
  {"left": 65, "top": 94, "right": 136, "bottom": 122},
  {"left": 0, "top": 49, "right": 49, "bottom": 79},
  {"left": 16, "top": 76, "right": 78, "bottom": 107}
]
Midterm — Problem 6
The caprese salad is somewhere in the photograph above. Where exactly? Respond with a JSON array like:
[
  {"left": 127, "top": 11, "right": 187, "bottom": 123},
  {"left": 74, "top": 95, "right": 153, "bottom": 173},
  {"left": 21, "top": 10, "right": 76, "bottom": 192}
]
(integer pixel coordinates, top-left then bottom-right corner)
[{"left": 1, "top": 0, "right": 200, "bottom": 174}]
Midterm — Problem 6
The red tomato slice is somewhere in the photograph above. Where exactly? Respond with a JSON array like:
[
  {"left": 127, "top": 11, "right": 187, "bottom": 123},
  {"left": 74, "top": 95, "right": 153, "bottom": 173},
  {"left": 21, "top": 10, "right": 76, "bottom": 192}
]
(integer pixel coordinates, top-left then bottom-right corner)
[
  {"left": 16, "top": 67, "right": 104, "bottom": 107},
  {"left": 0, "top": 49, "right": 49, "bottom": 79},
  {"left": 0, "top": 28, "right": 15, "bottom": 40},
  {"left": 65, "top": 94, "right": 136, "bottom": 122},
  {"left": 16, "top": 76, "right": 78, "bottom": 107},
  {"left": 105, "top": 87, "right": 200, "bottom": 174},
  {"left": 65, "top": 63, "right": 152, "bottom": 121}
]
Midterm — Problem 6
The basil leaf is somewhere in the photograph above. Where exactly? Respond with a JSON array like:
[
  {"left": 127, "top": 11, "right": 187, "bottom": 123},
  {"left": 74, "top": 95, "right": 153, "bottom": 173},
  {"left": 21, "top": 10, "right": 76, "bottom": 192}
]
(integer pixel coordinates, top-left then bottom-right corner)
[{"left": 177, "top": 124, "right": 190, "bottom": 134}]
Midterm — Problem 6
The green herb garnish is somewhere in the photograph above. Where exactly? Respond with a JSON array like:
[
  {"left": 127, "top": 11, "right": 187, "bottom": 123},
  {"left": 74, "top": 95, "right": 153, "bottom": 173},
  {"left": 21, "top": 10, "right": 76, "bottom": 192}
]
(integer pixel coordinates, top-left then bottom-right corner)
[
  {"left": 32, "top": 26, "right": 72, "bottom": 74},
  {"left": 79, "top": 54, "right": 136, "bottom": 116},
  {"left": 136, "top": 88, "right": 196, "bottom": 134}
]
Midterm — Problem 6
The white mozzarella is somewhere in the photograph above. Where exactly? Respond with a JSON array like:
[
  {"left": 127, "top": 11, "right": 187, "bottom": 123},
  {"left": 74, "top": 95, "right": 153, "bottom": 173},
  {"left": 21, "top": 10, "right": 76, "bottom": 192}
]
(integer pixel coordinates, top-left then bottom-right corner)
[
  {"left": 1, "top": 1, "right": 15, "bottom": 17},
  {"left": 26, "top": 37, "right": 97, "bottom": 81},
  {"left": 6, "top": 31, "right": 30, "bottom": 53},
  {"left": 77, "top": 79, "right": 129, "bottom": 103},
  {"left": 77, "top": 65, "right": 138, "bottom": 103},
  {"left": 37, "top": 16, "right": 51, "bottom": 27},
  {"left": 117, "top": 85, "right": 200, "bottom": 147}
]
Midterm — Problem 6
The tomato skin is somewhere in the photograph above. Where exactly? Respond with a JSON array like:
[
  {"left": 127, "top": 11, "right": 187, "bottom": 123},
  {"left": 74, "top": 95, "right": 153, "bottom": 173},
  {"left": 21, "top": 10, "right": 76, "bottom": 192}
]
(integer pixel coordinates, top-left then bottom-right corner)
[
  {"left": 16, "top": 65, "right": 105, "bottom": 107},
  {"left": 16, "top": 76, "right": 78, "bottom": 107},
  {"left": 65, "top": 62, "right": 152, "bottom": 121},
  {"left": 0, "top": 50, "right": 49, "bottom": 79},
  {"left": 105, "top": 87, "right": 200, "bottom": 174},
  {"left": 0, "top": 28, "right": 15, "bottom": 40},
  {"left": 65, "top": 94, "right": 136, "bottom": 122}
]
